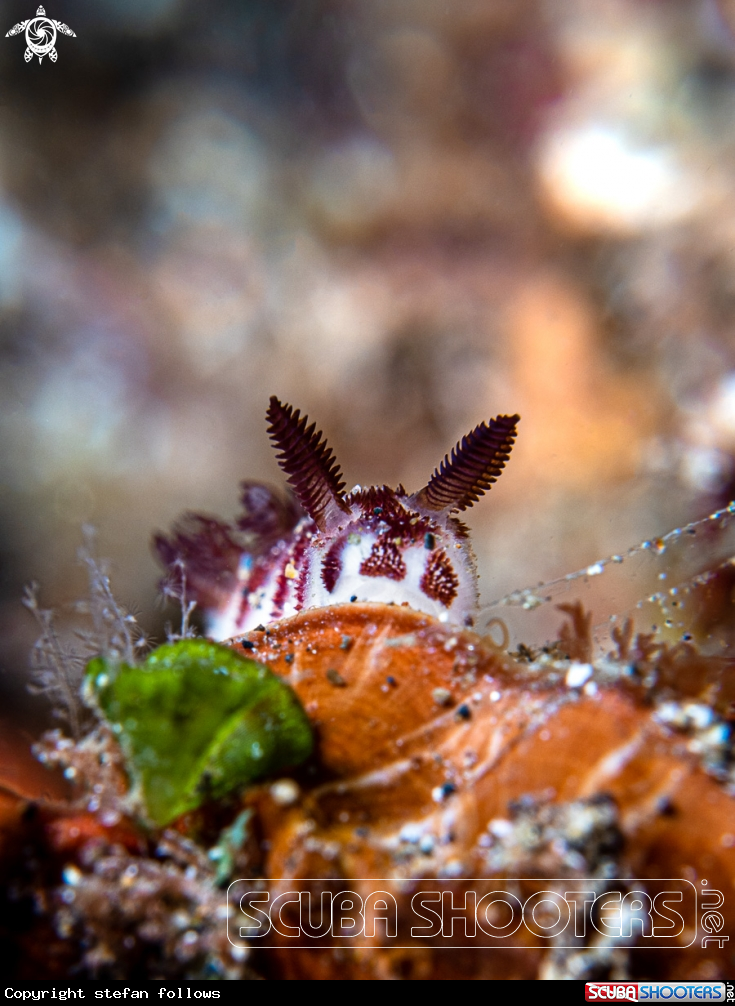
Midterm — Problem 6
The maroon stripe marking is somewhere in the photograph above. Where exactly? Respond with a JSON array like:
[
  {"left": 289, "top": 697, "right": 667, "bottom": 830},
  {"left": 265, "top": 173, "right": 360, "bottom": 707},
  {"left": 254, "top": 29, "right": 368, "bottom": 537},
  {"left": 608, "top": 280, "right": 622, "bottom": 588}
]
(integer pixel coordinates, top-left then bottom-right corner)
[
  {"left": 321, "top": 534, "right": 347, "bottom": 593},
  {"left": 291, "top": 527, "right": 312, "bottom": 611},
  {"left": 269, "top": 542, "right": 293, "bottom": 621}
]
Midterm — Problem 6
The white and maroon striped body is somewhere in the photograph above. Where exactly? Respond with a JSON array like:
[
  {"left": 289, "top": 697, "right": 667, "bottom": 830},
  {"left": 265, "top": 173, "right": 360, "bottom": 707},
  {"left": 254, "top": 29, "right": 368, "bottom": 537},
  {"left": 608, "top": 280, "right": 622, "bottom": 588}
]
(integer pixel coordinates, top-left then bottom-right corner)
[
  {"left": 207, "top": 486, "right": 478, "bottom": 639},
  {"left": 155, "top": 397, "right": 518, "bottom": 641}
]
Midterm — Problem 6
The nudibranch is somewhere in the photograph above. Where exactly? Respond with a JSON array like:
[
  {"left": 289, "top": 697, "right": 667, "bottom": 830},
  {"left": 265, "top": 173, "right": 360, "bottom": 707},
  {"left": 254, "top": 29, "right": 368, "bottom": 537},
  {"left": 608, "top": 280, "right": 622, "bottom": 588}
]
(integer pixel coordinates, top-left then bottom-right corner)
[{"left": 154, "top": 398, "right": 519, "bottom": 639}]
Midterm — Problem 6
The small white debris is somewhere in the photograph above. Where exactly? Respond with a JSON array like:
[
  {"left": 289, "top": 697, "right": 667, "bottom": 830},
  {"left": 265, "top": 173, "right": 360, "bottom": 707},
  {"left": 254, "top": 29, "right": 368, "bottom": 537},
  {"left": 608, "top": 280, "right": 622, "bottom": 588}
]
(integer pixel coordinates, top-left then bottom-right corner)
[
  {"left": 399, "top": 823, "right": 423, "bottom": 844},
  {"left": 655, "top": 701, "right": 714, "bottom": 731},
  {"left": 583, "top": 681, "right": 598, "bottom": 696},
  {"left": 62, "top": 865, "right": 82, "bottom": 887},
  {"left": 490, "top": 690, "right": 501, "bottom": 702},
  {"left": 432, "top": 687, "right": 452, "bottom": 706},
  {"left": 689, "top": 723, "right": 729, "bottom": 755},
  {"left": 489, "top": 818, "right": 514, "bottom": 839},
  {"left": 419, "top": 834, "right": 435, "bottom": 855},
  {"left": 655, "top": 702, "right": 687, "bottom": 728},
  {"left": 586, "top": 563, "right": 605, "bottom": 576},
  {"left": 270, "top": 779, "right": 300, "bottom": 806},
  {"left": 565, "top": 663, "right": 593, "bottom": 689},
  {"left": 322, "top": 841, "right": 340, "bottom": 860},
  {"left": 521, "top": 594, "right": 544, "bottom": 610},
  {"left": 684, "top": 703, "right": 716, "bottom": 731},
  {"left": 431, "top": 784, "right": 457, "bottom": 803}
]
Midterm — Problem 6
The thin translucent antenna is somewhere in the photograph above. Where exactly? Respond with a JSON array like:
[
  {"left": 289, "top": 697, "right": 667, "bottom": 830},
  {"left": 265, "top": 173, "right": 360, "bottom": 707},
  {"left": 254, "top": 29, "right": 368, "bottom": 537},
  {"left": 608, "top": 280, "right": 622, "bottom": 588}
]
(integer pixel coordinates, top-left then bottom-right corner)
[{"left": 478, "top": 501, "right": 735, "bottom": 656}]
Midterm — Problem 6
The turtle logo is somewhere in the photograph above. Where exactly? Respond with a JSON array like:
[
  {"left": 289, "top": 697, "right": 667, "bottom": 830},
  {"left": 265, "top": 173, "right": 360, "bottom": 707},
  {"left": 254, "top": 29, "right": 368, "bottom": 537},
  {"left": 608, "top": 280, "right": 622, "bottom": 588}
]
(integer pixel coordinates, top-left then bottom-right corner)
[{"left": 5, "top": 6, "right": 76, "bottom": 63}]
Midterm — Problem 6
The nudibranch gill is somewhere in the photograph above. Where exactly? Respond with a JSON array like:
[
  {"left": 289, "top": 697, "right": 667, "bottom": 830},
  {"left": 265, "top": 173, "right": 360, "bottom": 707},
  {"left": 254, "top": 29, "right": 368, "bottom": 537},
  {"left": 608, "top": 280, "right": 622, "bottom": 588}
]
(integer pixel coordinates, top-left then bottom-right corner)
[{"left": 154, "top": 397, "right": 520, "bottom": 639}]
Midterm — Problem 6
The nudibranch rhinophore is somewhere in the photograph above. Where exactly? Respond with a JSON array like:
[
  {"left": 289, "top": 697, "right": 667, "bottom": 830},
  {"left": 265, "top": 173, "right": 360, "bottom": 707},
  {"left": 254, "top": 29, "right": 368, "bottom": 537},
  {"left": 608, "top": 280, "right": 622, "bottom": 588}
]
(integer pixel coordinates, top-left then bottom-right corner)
[{"left": 154, "top": 397, "right": 519, "bottom": 639}]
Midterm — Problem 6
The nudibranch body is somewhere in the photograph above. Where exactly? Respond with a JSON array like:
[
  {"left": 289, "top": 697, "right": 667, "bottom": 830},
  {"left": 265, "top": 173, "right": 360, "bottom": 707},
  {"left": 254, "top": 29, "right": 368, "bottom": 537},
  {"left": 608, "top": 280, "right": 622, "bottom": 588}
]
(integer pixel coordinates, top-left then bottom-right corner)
[{"left": 155, "top": 398, "right": 519, "bottom": 639}]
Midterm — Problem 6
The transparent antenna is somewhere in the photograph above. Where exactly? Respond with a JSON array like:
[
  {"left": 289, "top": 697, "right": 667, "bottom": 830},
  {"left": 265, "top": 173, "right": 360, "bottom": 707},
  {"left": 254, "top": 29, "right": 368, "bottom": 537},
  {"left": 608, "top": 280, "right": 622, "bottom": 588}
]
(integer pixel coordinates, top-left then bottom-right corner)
[{"left": 478, "top": 502, "right": 735, "bottom": 656}]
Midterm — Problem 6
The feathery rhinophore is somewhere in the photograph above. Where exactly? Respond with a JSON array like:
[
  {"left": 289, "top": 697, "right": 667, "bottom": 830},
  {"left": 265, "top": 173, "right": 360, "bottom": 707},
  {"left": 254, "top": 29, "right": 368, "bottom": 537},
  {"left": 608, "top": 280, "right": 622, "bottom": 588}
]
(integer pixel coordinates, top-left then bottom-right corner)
[
  {"left": 414, "top": 414, "right": 520, "bottom": 512},
  {"left": 266, "top": 397, "right": 350, "bottom": 529}
]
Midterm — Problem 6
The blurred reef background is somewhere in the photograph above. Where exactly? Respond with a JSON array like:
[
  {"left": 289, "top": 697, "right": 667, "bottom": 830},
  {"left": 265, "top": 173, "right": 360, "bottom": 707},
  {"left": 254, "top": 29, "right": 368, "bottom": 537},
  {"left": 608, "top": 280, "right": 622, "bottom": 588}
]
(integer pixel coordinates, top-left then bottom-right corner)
[{"left": 4, "top": 0, "right": 735, "bottom": 730}]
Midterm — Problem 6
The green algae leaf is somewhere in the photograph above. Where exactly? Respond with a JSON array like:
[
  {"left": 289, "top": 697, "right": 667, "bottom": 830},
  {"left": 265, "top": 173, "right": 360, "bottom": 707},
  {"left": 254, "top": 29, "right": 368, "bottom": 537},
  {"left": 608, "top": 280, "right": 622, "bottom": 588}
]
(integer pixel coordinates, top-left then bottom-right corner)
[{"left": 85, "top": 640, "right": 313, "bottom": 826}]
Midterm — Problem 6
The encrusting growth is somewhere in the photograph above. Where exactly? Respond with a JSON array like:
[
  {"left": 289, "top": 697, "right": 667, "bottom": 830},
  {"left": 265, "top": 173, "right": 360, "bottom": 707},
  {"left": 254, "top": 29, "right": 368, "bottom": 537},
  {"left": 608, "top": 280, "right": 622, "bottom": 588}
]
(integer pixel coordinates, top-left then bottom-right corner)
[{"left": 155, "top": 398, "right": 520, "bottom": 637}]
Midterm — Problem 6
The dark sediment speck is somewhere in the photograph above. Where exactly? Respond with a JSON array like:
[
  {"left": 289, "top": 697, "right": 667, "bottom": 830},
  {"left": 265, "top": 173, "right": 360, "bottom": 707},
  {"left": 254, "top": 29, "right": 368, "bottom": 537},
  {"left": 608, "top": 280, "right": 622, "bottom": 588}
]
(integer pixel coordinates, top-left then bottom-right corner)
[{"left": 326, "top": 668, "right": 347, "bottom": 687}]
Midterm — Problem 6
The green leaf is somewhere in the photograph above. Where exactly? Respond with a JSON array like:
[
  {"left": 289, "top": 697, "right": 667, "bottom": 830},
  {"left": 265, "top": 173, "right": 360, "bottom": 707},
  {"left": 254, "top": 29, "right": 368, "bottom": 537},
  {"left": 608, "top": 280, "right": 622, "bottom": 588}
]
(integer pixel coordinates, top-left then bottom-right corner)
[{"left": 85, "top": 640, "right": 313, "bottom": 826}]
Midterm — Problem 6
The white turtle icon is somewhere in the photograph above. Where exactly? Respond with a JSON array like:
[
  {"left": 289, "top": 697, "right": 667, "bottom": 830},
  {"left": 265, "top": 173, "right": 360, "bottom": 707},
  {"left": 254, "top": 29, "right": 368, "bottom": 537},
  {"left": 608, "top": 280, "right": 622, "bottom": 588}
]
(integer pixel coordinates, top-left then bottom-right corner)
[{"left": 5, "top": 5, "right": 76, "bottom": 64}]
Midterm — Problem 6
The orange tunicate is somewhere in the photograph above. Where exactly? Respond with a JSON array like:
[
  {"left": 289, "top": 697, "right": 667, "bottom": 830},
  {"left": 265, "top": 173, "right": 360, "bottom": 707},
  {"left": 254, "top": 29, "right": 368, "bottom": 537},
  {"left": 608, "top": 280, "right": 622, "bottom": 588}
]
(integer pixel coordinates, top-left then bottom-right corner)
[{"left": 222, "top": 602, "right": 735, "bottom": 981}]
